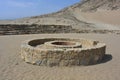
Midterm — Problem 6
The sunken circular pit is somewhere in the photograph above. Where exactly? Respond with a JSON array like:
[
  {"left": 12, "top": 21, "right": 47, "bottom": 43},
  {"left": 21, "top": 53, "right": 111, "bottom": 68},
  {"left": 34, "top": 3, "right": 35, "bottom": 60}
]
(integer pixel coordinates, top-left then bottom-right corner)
[
  {"left": 21, "top": 38, "right": 106, "bottom": 67},
  {"left": 44, "top": 40, "right": 82, "bottom": 48}
]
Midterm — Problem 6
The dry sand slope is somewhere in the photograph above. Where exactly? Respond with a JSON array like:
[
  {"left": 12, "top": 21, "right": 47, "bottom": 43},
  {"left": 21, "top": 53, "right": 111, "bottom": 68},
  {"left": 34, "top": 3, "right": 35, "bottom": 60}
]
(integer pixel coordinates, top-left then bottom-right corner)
[
  {"left": 73, "top": 9, "right": 120, "bottom": 30},
  {"left": 0, "top": 0, "right": 120, "bottom": 31},
  {"left": 78, "top": 10, "right": 120, "bottom": 26},
  {"left": 0, "top": 33, "right": 120, "bottom": 80}
]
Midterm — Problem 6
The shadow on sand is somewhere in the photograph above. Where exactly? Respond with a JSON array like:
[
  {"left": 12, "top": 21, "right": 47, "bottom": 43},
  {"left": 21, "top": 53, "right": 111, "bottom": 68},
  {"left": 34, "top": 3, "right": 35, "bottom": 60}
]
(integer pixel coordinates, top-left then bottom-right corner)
[{"left": 97, "top": 54, "right": 112, "bottom": 64}]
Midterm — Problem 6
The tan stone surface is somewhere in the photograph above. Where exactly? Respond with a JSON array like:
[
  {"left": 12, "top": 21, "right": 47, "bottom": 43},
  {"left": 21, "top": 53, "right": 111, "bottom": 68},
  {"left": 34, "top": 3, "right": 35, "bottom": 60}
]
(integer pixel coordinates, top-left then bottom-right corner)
[{"left": 21, "top": 38, "right": 106, "bottom": 66}]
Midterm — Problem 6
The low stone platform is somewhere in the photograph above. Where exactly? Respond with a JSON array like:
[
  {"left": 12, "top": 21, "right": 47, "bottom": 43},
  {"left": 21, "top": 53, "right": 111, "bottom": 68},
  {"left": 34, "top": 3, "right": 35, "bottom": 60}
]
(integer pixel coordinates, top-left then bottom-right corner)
[{"left": 21, "top": 38, "right": 106, "bottom": 67}]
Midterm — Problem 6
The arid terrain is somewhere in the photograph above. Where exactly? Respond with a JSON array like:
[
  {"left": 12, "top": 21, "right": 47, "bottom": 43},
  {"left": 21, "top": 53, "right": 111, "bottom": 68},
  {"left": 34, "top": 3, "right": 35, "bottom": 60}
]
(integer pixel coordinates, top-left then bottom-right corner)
[
  {"left": 0, "top": 34, "right": 120, "bottom": 80},
  {"left": 0, "top": 0, "right": 120, "bottom": 35},
  {"left": 0, "top": 0, "right": 120, "bottom": 80}
]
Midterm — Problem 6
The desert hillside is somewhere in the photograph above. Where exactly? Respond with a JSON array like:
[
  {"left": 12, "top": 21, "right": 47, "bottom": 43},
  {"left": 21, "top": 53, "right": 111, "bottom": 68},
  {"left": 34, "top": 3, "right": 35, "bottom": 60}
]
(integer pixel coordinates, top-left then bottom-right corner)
[
  {"left": 9, "top": 0, "right": 120, "bottom": 28},
  {"left": 0, "top": 0, "right": 120, "bottom": 35}
]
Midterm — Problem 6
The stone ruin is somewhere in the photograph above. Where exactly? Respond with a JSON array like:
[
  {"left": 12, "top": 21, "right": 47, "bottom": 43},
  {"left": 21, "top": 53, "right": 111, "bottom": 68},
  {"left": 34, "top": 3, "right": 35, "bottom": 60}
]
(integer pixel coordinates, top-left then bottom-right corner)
[{"left": 21, "top": 38, "right": 106, "bottom": 67}]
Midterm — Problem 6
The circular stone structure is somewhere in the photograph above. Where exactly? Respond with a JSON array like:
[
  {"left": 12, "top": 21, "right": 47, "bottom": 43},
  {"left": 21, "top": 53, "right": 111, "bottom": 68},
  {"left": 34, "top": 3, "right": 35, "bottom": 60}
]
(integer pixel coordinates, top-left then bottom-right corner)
[
  {"left": 21, "top": 38, "right": 106, "bottom": 67},
  {"left": 44, "top": 40, "right": 82, "bottom": 48}
]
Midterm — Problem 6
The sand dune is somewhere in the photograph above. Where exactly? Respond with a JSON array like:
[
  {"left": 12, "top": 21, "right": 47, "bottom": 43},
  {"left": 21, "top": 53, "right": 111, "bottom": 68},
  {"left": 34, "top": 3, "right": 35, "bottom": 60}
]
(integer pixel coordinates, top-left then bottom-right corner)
[
  {"left": 79, "top": 10, "right": 120, "bottom": 26},
  {"left": 0, "top": 33, "right": 120, "bottom": 80}
]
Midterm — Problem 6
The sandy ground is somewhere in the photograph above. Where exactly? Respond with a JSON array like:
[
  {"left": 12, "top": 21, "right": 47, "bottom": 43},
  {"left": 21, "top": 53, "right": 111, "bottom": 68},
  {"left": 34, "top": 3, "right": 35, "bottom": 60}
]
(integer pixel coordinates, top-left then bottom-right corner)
[
  {"left": 72, "top": 9, "right": 120, "bottom": 30},
  {"left": 74, "top": 9, "right": 120, "bottom": 30},
  {"left": 79, "top": 10, "right": 120, "bottom": 26},
  {"left": 0, "top": 33, "right": 120, "bottom": 80}
]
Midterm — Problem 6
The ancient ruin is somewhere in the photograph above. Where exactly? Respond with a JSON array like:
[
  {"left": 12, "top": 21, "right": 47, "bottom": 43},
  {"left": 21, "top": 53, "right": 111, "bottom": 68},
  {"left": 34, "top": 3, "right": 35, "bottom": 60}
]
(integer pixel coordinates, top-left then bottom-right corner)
[{"left": 21, "top": 38, "right": 106, "bottom": 67}]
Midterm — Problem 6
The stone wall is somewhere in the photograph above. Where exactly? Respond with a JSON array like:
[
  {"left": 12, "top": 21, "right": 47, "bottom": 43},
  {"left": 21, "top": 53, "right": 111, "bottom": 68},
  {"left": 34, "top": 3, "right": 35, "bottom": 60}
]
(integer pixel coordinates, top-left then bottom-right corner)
[
  {"left": 0, "top": 24, "right": 120, "bottom": 35},
  {"left": 0, "top": 24, "right": 73, "bottom": 35},
  {"left": 21, "top": 38, "right": 106, "bottom": 67}
]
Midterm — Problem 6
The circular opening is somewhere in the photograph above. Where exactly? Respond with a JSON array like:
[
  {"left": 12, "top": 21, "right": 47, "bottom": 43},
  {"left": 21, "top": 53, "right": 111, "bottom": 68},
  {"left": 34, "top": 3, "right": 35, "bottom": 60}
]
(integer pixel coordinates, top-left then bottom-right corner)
[{"left": 52, "top": 41, "right": 75, "bottom": 46}]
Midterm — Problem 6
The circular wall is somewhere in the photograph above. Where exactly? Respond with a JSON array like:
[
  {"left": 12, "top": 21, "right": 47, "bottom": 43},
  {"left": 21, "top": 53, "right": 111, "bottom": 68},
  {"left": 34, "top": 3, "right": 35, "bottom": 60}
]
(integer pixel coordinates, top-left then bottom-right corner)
[{"left": 21, "top": 38, "right": 106, "bottom": 67}]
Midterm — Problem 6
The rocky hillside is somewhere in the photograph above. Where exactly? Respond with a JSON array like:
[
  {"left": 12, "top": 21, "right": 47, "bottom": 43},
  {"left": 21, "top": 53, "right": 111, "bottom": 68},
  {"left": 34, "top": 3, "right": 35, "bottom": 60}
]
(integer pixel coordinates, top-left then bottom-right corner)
[
  {"left": 11, "top": 0, "right": 119, "bottom": 30},
  {"left": 31, "top": 0, "right": 120, "bottom": 18},
  {"left": 0, "top": 0, "right": 120, "bottom": 35},
  {"left": 77, "top": 0, "right": 120, "bottom": 11}
]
